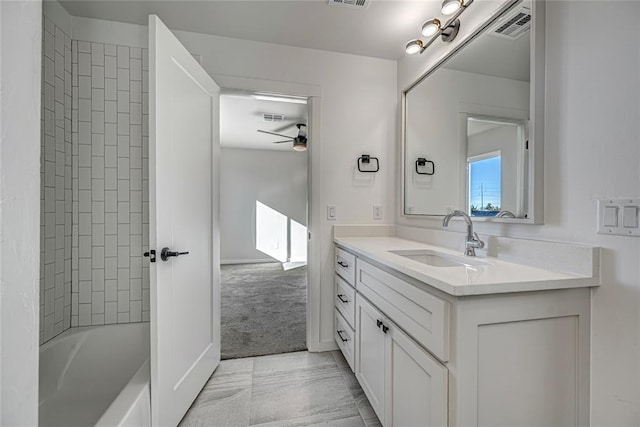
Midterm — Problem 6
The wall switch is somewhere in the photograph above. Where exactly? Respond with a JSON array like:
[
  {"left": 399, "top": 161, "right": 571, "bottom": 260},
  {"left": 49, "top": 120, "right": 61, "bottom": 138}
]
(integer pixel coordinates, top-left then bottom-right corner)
[
  {"left": 373, "top": 205, "right": 382, "bottom": 220},
  {"left": 597, "top": 198, "right": 640, "bottom": 236},
  {"left": 327, "top": 205, "right": 336, "bottom": 221}
]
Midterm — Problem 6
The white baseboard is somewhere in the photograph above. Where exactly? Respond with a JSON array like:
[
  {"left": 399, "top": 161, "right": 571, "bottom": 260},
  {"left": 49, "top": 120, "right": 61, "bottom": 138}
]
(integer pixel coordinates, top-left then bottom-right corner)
[
  {"left": 220, "top": 258, "right": 275, "bottom": 265},
  {"left": 307, "top": 339, "right": 339, "bottom": 353}
]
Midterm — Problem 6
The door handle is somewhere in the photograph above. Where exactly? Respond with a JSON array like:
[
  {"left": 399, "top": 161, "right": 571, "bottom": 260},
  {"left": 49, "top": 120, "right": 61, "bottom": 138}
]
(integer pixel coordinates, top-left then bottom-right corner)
[{"left": 160, "top": 247, "right": 190, "bottom": 262}]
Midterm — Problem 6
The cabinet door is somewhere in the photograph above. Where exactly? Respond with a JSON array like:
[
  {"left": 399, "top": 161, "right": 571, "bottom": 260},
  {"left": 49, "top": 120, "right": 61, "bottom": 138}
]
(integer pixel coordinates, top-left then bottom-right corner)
[
  {"left": 386, "top": 323, "right": 448, "bottom": 427},
  {"left": 355, "top": 296, "right": 387, "bottom": 422}
]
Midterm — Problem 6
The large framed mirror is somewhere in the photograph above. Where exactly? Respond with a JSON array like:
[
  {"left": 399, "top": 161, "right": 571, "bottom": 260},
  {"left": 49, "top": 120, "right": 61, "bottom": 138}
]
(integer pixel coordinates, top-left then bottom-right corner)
[{"left": 402, "top": 0, "right": 544, "bottom": 223}]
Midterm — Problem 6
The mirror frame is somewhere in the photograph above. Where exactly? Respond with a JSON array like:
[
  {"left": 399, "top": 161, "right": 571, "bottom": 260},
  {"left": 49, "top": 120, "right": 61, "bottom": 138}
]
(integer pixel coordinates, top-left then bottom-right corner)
[{"left": 400, "top": 0, "right": 545, "bottom": 224}]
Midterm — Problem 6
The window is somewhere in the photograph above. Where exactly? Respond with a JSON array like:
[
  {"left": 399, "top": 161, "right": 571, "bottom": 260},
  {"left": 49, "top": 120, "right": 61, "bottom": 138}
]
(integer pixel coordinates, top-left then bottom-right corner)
[{"left": 468, "top": 151, "right": 501, "bottom": 217}]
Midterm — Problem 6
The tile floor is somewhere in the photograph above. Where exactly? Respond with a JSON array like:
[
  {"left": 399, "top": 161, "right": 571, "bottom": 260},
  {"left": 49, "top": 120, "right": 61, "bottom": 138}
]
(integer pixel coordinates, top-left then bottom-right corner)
[{"left": 179, "top": 351, "right": 382, "bottom": 427}]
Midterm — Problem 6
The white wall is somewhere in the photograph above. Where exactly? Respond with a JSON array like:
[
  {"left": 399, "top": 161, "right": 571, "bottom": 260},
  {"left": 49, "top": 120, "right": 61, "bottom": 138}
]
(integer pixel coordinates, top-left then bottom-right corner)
[
  {"left": 220, "top": 148, "right": 307, "bottom": 264},
  {"left": 398, "top": 1, "right": 640, "bottom": 424},
  {"left": 0, "top": 1, "right": 42, "bottom": 424},
  {"left": 71, "top": 15, "right": 397, "bottom": 350}
]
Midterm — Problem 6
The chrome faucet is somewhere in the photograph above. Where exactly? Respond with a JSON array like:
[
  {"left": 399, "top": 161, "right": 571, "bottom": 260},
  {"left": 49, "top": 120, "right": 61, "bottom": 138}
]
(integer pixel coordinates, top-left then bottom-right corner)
[{"left": 442, "top": 210, "right": 485, "bottom": 257}]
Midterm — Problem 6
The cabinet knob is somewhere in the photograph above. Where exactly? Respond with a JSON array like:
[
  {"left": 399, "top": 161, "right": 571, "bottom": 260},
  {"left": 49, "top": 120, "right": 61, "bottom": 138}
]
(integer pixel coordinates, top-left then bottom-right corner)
[
  {"left": 382, "top": 324, "right": 389, "bottom": 334},
  {"left": 376, "top": 319, "right": 383, "bottom": 329}
]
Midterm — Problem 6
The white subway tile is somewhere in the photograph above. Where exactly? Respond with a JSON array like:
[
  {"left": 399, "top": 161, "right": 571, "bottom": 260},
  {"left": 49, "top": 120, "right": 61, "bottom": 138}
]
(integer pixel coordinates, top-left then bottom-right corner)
[
  {"left": 79, "top": 235, "right": 91, "bottom": 258},
  {"left": 92, "top": 246, "right": 105, "bottom": 269},
  {"left": 77, "top": 41, "right": 91, "bottom": 53},
  {"left": 91, "top": 88, "right": 104, "bottom": 111},
  {"left": 91, "top": 202, "right": 105, "bottom": 223},
  {"left": 117, "top": 290, "right": 130, "bottom": 312},
  {"left": 92, "top": 314, "right": 105, "bottom": 325},
  {"left": 105, "top": 257, "right": 118, "bottom": 279},
  {"left": 78, "top": 304, "right": 92, "bottom": 326},
  {"left": 78, "top": 213, "right": 91, "bottom": 236},
  {"left": 92, "top": 269, "right": 104, "bottom": 292},
  {"left": 117, "top": 114, "right": 130, "bottom": 135},
  {"left": 105, "top": 213, "right": 118, "bottom": 235},
  {"left": 91, "top": 292, "right": 104, "bottom": 314},
  {"left": 130, "top": 301, "right": 142, "bottom": 322},
  {"left": 91, "top": 42, "right": 104, "bottom": 66},
  {"left": 105, "top": 123, "right": 117, "bottom": 145},
  {"left": 105, "top": 234, "right": 117, "bottom": 257},
  {"left": 105, "top": 302, "right": 117, "bottom": 324},
  {"left": 92, "top": 224, "right": 105, "bottom": 247},
  {"left": 117, "top": 269, "right": 130, "bottom": 290},
  {"left": 91, "top": 156, "right": 104, "bottom": 179},
  {"left": 91, "top": 111, "right": 105, "bottom": 134},
  {"left": 117, "top": 90, "right": 130, "bottom": 113},
  {"left": 117, "top": 202, "right": 130, "bottom": 223},
  {"left": 105, "top": 78, "right": 117, "bottom": 101},
  {"left": 78, "top": 53, "right": 91, "bottom": 76},
  {"left": 117, "top": 312, "right": 130, "bottom": 323},
  {"left": 92, "top": 133, "right": 105, "bottom": 157},
  {"left": 91, "top": 66, "right": 104, "bottom": 89},
  {"left": 78, "top": 99, "right": 91, "bottom": 122},
  {"left": 105, "top": 168, "right": 117, "bottom": 190},
  {"left": 79, "top": 280, "right": 91, "bottom": 303},
  {"left": 130, "top": 103, "right": 142, "bottom": 125},
  {"left": 104, "top": 44, "right": 116, "bottom": 56},
  {"left": 105, "top": 100, "right": 117, "bottom": 123},
  {"left": 130, "top": 81, "right": 142, "bottom": 103},
  {"left": 117, "top": 246, "right": 130, "bottom": 269},
  {"left": 130, "top": 58, "right": 142, "bottom": 81},
  {"left": 105, "top": 190, "right": 118, "bottom": 212},
  {"left": 117, "top": 68, "right": 129, "bottom": 91},
  {"left": 105, "top": 55, "right": 117, "bottom": 79}
]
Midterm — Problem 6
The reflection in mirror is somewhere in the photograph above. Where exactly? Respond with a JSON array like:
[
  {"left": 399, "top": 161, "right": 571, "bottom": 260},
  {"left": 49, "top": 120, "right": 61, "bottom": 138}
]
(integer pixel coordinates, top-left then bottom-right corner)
[
  {"left": 466, "top": 116, "right": 527, "bottom": 217},
  {"left": 403, "top": 0, "right": 541, "bottom": 221}
]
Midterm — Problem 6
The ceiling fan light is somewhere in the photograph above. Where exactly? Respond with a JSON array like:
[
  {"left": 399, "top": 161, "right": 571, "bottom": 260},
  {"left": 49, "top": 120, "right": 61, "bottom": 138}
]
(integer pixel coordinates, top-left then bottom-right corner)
[
  {"left": 293, "top": 140, "right": 307, "bottom": 151},
  {"left": 441, "top": 0, "right": 462, "bottom": 15},
  {"left": 405, "top": 39, "right": 423, "bottom": 55},
  {"left": 421, "top": 19, "right": 441, "bottom": 37}
]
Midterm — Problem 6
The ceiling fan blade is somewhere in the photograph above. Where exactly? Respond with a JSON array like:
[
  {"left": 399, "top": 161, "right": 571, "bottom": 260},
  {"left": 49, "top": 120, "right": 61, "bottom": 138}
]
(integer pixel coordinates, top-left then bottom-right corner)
[
  {"left": 257, "top": 129, "right": 293, "bottom": 138},
  {"left": 272, "top": 118, "right": 306, "bottom": 133},
  {"left": 272, "top": 140, "right": 292, "bottom": 144}
]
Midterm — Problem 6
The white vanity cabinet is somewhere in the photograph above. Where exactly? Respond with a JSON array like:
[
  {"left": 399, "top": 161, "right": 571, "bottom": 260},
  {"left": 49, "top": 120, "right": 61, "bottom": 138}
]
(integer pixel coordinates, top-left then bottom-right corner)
[
  {"left": 334, "top": 241, "right": 593, "bottom": 427},
  {"left": 355, "top": 295, "right": 448, "bottom": 426}
]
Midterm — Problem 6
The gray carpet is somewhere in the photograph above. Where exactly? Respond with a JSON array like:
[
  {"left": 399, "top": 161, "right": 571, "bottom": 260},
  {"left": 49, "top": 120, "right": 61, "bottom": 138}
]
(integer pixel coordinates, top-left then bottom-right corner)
[{"left": 221, "top": 263, "right": 307, "bottom": 360}]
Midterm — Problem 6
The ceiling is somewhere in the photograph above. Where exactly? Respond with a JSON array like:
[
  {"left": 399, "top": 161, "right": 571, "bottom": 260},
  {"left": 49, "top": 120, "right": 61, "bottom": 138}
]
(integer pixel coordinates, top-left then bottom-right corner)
[
  {"left": 57, "top": 0, "right": 444, "bottom": 60},
  {"left": 220, "top": 93, "right": 308, "bottom": 151}
]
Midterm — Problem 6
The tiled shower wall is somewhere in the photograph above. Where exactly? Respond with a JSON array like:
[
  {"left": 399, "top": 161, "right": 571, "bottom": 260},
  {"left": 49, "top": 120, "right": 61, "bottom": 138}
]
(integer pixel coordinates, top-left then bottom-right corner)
[
  {"left": 40, "top": 17, "right": 73, "bottom": 343},
  {"left": 70, "top": 40, "right": 150, "bottom": 327}
]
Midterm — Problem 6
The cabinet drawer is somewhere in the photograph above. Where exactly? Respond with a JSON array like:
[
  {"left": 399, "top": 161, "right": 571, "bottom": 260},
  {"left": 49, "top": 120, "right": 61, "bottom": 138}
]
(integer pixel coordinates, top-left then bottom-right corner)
[
  {"left": 335, "top": 275, "right": 356, "bottom": 328},
  {"left": 357, "top": 259, "right": 450, "bottom": 362},
  {"left": 335, "top": 309, "right": 355, "bottom": 372},
  {"left": 335, "top": 247, "right": 356, "bottom": 285}
]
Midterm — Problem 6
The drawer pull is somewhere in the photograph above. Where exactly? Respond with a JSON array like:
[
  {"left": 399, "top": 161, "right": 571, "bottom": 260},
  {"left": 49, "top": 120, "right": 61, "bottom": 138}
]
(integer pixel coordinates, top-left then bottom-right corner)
[
  {"left": 337, "top": 330, "right": 349, "bottom": 342},
  {"left": 337, "top": 261, "right": 349, "bottom": 268},
  {"left": 337, "top": 294, "right": 349, "bottom": 303},
  {"left": 382, "top": 324, "right": 389, "bottom": 334},
  {"left": 376, "top": 319, "right": 383, "bottom": 329}
]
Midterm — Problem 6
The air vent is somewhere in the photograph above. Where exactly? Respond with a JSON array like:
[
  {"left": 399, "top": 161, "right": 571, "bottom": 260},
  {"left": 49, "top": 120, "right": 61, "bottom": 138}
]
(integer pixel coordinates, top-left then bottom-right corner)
[
  {"left": 489, "top": 6, "right": 531, "bottom": 40},
  {"left": 328, "top": 0, "right": 369, "bottom": 9},
  {"left": 263, "top": 113, "right": 285, "bottom": 122}
]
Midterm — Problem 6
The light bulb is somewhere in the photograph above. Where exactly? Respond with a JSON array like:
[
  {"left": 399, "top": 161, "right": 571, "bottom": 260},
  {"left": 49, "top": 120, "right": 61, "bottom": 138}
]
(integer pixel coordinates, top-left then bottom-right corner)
[
  {"left": 421, "top": 18, "right": 441, "bottom": 37},
  {"left": 405, "top": 39, "right": 423, "bottom": 55},
  {"left": 441, "top": 0, "right": 462, "bottom": 15}
]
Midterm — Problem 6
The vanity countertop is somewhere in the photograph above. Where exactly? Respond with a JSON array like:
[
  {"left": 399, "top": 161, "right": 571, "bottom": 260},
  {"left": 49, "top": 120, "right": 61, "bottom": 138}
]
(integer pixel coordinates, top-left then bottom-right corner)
[{"left": 334, "top": 236, "right": 599, "bottom": 296}]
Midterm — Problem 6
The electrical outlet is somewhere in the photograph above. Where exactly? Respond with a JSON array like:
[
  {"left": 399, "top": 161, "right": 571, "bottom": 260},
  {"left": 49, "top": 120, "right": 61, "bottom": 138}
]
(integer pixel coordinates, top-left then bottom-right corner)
[
  {"left": 373, "top": 205, "right": 382, "bottom": 220},
  {"left": 327, "top": 205, "right": 336, "bottom": 221}
]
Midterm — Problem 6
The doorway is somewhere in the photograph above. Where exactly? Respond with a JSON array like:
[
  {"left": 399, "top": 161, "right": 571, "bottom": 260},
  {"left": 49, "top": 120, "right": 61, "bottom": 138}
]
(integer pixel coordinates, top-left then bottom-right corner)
[{"left": 219, "top": 91, "right": 309, "bottom": 359}]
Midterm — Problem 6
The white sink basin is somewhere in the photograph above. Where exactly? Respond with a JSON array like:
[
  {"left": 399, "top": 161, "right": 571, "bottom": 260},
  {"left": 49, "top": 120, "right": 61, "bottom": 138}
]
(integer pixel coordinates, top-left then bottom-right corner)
[{"left": 389, "top": 249, "right": 487, "bottom": 268}]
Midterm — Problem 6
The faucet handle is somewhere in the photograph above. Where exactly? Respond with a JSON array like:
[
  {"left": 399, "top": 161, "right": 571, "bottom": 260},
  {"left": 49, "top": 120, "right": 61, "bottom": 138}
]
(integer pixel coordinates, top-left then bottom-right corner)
[{"left": 473, "top": 232, "right": 485, "bottom": 249}]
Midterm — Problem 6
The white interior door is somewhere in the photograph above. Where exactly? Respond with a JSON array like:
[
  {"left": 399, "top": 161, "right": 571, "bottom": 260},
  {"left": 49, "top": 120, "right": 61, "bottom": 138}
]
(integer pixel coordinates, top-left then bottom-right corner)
[{"left": 149, "top": 15, "right": 220, "bottom": 426}]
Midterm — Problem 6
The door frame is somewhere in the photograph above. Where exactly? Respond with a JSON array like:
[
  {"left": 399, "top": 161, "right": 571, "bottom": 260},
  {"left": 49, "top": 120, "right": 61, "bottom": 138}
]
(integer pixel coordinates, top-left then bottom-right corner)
[{"left": 212, "top": 75, "right": 325, "bottom": 352}]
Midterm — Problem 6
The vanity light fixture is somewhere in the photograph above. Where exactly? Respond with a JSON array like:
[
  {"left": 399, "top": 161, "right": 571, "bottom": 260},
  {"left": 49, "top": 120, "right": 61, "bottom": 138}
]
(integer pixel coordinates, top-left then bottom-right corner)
[
  {"left": 405, "top": 0, "right": 473, "bottom": 55},
  {"left": 441, "top": 0, "right": 463, "bottom": 16}
]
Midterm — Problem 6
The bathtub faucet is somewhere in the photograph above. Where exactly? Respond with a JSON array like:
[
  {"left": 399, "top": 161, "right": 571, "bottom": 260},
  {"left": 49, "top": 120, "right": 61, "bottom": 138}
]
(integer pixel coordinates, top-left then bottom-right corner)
[{"left": 442, "top": 210, "right": 485, "bottom": 257}]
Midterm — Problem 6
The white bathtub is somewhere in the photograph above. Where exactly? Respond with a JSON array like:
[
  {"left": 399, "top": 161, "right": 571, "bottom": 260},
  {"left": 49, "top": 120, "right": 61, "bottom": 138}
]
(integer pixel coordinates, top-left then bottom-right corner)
[{"left": 39, "top": 322, "right": 151, "bottom": 427}]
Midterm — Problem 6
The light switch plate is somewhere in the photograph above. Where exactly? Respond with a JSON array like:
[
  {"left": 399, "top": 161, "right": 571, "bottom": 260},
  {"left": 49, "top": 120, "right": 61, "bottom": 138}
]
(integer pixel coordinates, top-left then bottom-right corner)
[
  {"left": 327, "top": 205, "right": 336, "bottom": 221},
  {"left": 597, "top": 198, "right": 640, "bottom": 236}
]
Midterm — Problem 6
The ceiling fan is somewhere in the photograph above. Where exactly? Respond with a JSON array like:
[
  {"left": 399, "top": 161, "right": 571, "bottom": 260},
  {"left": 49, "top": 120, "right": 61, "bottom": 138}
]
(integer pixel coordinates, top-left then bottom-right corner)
[{"left": 257, "top": 123, "right": 307, "bottom": 151}]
